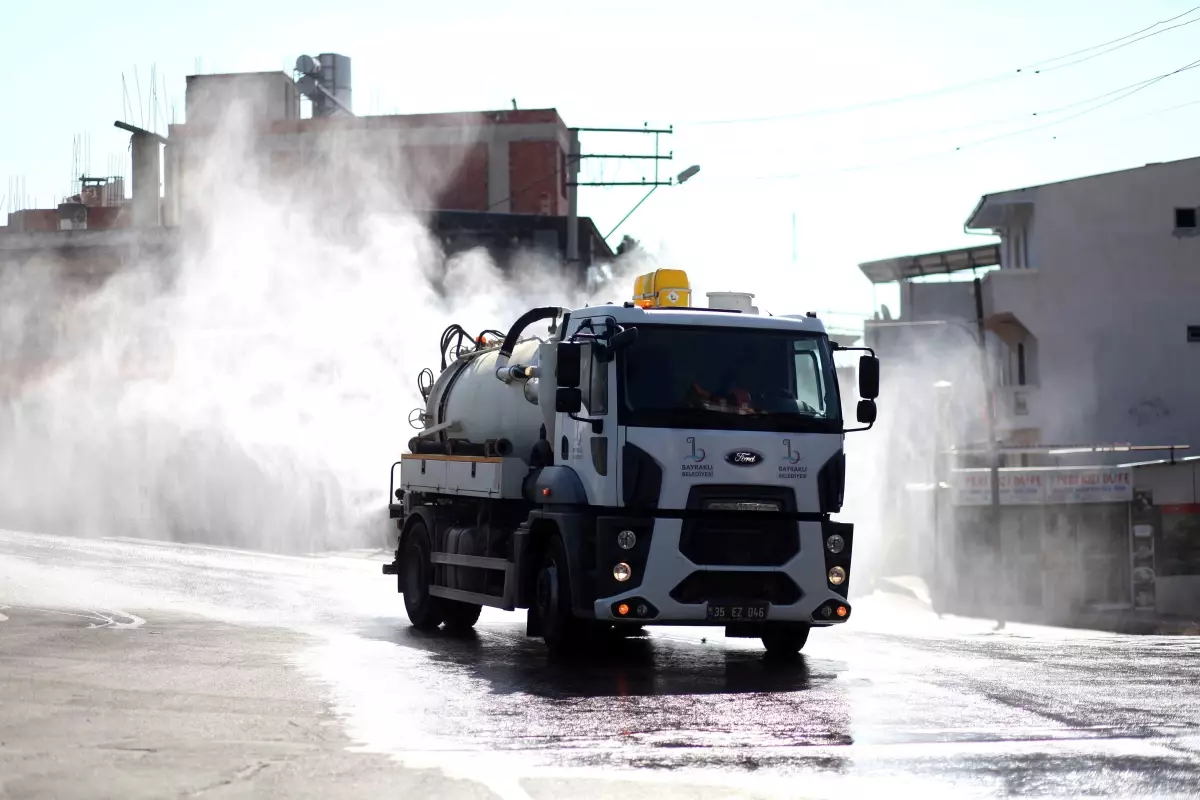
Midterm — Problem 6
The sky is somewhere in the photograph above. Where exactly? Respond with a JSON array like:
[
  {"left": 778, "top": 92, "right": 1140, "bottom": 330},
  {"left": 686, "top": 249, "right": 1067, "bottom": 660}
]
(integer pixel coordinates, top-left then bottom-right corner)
[{"left": 5, "top": 0, "right": 1200, "bottom": 328}]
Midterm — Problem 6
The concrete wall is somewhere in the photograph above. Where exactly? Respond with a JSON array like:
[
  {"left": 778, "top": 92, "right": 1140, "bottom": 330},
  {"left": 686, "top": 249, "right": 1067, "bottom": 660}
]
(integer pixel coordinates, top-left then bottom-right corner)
[
  {"left": 166, "top": 111, "right": 572, "bottom": 226},
  {"left": 186, "top": 73, "right": 299, "bottom": 127},
  {"left": 900, "top": 280, "right": 977, "bottom": 323}
]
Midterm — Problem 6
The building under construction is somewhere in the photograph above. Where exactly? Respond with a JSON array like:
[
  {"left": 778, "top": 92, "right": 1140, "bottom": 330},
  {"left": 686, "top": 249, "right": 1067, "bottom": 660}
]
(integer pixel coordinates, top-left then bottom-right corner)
[{"left": 0, "top": 52, "right": 614, "bottom": 286}]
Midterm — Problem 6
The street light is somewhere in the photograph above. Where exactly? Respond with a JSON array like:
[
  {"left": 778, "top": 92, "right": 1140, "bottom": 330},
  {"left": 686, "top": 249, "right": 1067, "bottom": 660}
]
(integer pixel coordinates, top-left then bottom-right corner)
[
  {"left": 676, "top": 164, "right": 701, "bottom": 184},
  {"left": 604, "top": 164, "right": 701, "bottom": 240}
]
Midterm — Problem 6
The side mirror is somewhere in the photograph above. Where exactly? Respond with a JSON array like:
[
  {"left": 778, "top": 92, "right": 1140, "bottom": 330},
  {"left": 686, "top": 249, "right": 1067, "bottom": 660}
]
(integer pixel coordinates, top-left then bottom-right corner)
[
  {"left": 858, "top": 355, "right": 879, "bottom": 400},
  {"left": 608, "top": 326, "right": 638, "bottom": 352},
  {"left": 857, "top": 399, "right": 877, "bottom": 425},
  {"left": 556, "top": 343, "right": 581, "bottom": 388},
  {"left": 555, "top": 387, "right": 583, "bottom": 413}
]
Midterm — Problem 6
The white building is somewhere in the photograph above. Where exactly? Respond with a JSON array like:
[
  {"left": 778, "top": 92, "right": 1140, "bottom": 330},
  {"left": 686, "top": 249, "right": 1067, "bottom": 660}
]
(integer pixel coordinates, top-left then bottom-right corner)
[
  {"left": 857, "top": 157, "right": 1200, "bottom": 621},
  {"left": 860, "top": 156, "right": 1200, "bottom": 457}
]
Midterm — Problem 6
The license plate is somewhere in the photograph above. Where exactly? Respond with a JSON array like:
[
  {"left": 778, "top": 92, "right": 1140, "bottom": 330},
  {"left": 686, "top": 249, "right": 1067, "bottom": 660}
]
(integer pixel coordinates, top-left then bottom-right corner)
[{"left": 706, "top": 602, "right": 769, "bottom": 622}]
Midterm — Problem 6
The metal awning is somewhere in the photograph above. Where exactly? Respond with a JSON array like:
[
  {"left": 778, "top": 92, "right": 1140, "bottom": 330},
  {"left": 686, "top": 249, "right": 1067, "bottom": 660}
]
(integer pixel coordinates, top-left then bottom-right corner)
[{"left": 858, "top": 243, "right": 1000, "bottom": 285}]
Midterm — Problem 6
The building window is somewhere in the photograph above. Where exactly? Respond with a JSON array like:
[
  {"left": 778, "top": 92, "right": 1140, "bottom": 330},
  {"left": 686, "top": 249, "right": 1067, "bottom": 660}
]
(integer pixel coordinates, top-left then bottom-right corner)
[
  {"left": 1188, "top": 325, "right": 1200, "bottom": 343},
  {"left": 1174, "top": 207, "right": 1197, "bottom": 231},
  {"left": 1017, "top": 342, "right": 1026, "bottom": 386}
]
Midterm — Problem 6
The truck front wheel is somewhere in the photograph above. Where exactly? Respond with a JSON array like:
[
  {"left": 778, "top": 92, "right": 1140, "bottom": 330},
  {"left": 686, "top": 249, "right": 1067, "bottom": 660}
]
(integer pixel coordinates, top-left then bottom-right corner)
[
  {"left": 535, "top": 535, "right": 585, "bottom": 652},
  {"left": 402, "top": 521, "right": 444, "bottom": 632},
  {"left": 761, "top": 624, "right": 811, "bottom": 658}
]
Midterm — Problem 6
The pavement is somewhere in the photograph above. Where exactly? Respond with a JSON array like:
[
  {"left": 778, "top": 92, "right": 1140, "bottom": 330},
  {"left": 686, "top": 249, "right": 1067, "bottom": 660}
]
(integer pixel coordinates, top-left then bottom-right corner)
[
  {"left": 3, "top": 529, "right": 1200, "bottom": 799},
  {"left": 878, "top": 575, "right": 1200, "bottom": 635}
]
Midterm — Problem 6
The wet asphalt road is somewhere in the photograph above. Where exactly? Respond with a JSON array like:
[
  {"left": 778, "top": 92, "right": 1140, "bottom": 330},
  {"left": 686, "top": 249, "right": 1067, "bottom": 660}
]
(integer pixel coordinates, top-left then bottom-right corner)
[{"left": 2, "top": 529, "right": 1199, "bottom": 799}]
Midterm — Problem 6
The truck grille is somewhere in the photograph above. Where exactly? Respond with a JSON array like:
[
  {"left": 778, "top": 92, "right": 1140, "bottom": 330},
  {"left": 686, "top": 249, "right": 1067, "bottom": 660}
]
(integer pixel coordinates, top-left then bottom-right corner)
[
  {"left": 679, "top": 521, "right": 799, "bottom": 566},
  {"left": 669, "top": 571, "right": 803, "bottom": 606},
  {"left": 681, "top": 485, "right": 800, "bottom": 567}
]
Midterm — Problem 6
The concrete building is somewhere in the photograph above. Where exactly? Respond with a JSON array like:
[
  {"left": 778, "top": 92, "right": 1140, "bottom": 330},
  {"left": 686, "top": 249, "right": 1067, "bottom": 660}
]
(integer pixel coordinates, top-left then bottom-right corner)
[
  {"left": 1, "top": 56, "right": 614, "bottom": 285},
  {"left": 168, "top": 70, "right": 582, "bottom": 220},
  {"left": 858, "top": 157, "right": 1200, "bottom": 622},
  {"left": 860, "top": 157, "right": 1200, "bottom": 456}
]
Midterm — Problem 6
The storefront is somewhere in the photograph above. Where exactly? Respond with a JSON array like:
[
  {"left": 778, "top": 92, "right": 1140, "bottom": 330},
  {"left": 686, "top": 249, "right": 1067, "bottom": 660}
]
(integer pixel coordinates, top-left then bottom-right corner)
[
  {"left": 944, "top": 466, "right": 1135, "bottom": 619},
  {"left": 1126, "top": 459, "right": 1200, "bottom": 617}
]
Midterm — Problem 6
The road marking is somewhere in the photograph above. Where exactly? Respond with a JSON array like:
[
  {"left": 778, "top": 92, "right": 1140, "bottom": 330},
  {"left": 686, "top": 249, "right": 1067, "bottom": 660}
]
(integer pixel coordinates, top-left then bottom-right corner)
[{"left": 20, "top": 607, "right": 146, "bottom": 629}]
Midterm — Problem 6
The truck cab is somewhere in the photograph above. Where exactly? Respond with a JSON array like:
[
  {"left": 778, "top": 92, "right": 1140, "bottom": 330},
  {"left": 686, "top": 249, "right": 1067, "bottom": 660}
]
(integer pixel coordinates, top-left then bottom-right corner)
[{"left": 386, "top": 270, "right": 880, "bottom": 656}]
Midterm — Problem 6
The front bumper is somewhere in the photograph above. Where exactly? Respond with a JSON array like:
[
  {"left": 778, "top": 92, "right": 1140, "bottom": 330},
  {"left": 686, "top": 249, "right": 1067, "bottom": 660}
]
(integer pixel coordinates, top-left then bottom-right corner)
[{"left": 591, "top": 516, "right": 853, "bottom": 626}]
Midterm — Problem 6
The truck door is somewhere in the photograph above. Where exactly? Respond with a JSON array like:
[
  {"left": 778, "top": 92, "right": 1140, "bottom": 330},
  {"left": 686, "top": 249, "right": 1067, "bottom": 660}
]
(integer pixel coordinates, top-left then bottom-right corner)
[{"left": 558, "top": 340, "right": 618, "bottom": 506}]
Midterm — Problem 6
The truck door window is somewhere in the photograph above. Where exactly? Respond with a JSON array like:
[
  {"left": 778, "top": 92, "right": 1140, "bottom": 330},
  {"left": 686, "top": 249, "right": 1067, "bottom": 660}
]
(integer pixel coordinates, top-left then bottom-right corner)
[
  {"left": 793, "top": 341, "right": 826, "bottom": 415},
  {"left": 578, "top": 342, "right": 609, "bottom": 415}
]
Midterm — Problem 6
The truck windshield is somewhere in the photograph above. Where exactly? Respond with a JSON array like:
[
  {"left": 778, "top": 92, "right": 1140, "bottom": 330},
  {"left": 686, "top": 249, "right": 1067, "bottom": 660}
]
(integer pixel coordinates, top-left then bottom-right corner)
[{"left": 618, "top": 324, "right": 842, "bottom": 433}]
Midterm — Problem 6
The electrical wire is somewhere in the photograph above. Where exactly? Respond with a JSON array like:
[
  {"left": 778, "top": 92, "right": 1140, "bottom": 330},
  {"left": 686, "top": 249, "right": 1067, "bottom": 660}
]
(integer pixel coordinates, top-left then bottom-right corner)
[
  {"left": 1033, "top": 15, "right": 1200, "bottom": 74},
  {"left": 702, "top": 57, "right": 1200, "bottom": 183},
  {"left": 956, "top": 57, "right": 1200, "bottom": 150},
  {"left": 684, "top": 5, "right": 1200, "bottom": 127},
  {"left": 1022, "top": 4, "right": 1200, "bottom": 70}
]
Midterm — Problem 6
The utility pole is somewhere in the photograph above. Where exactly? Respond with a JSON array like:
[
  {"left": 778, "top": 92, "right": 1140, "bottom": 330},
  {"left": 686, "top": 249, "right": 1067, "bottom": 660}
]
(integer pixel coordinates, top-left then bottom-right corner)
[
  {"left": 972, "top": 276, "right": 1000, "bottom": 508},
  {"left": 565, "top": 124, "right": 675, "bottom": 270},
  {"left": 973, "top": 276, "right": 1003, "bottom": 619}
]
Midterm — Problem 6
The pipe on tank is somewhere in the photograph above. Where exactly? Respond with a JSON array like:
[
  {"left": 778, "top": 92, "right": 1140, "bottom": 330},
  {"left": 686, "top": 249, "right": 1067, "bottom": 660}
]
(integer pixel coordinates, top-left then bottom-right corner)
[{"left": 495, "top": 306, "right": 568, "bottom": 383}]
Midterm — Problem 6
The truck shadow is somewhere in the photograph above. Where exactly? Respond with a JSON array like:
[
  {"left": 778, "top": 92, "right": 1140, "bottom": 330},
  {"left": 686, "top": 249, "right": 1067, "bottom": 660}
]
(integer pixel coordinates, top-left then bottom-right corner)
[{"left": 360, "top": 619, "right": 825, "bottom": 699}]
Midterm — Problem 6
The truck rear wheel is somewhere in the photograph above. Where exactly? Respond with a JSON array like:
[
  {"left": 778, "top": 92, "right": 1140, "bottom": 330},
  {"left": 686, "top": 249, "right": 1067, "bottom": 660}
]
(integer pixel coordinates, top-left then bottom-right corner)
[
  {"left": 442, "top": 601, "right": 483, "bottom": 632},
  {"left": 761, "top": 624, "right": 811, "bottom": 658},
  {"left": 402, "top": 521, "right": 444, "bottom": 632},
  {"left": 535, "top": 535, "right": 586, "bottom": 652}
]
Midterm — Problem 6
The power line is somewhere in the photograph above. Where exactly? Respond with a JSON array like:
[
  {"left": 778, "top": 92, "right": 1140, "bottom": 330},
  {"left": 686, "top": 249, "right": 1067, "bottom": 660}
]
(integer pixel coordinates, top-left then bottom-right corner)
[
  {"left": 956, "top": 57, "right": 1200, "bottom": 150},
  {"left": 684, "top": 5, "right": 1200, "bottom": 127},
  {"left": 1022, "top": 4, "right": 1200, "bottom": 69},
  {"left": 1032, "top": 13, "right": 1200, "bottom": 74},
  {"left": 844, "top": 56, "right": 1200, "bottom": 149},
  {"left": 701, "top": 67, "right": 1200, "bottom": 184}
]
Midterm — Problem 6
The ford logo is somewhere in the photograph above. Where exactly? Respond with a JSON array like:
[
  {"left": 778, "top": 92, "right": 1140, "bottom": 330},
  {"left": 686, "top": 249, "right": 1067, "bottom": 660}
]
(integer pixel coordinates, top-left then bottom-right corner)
[{"left": 724, "top": 450, "right": 764, "bottom": 466}]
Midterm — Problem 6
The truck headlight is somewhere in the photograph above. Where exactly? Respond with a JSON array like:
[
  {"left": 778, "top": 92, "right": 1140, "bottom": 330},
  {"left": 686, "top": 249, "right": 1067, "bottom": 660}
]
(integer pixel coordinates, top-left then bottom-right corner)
[
  {"left": 828, "top": 566, "right": 846, "bottom": 585},
  {"left": 825, "top": 534, "right": 845, "bottom": 554},
  {"left": 616, "top": 530, "right": 637, "bottom": 550},
  {"left": 613, "top": 562, "right": 632, "bottom": 582}
]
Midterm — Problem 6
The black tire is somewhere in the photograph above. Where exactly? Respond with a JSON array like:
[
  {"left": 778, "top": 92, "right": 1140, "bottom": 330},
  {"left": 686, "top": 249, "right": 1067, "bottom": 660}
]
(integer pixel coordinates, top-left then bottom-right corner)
[
  {"left": 761, "top": 625, "right": 811, "bottom": 658},
  {"left": 402, "top": 521, "right": 444, "bottom": 632},
  {"left": 442, "top": 601, "right": 483, "bottom": 632},
  {"left": 534, "top": 535, "right": 585, "bottom": 652}
]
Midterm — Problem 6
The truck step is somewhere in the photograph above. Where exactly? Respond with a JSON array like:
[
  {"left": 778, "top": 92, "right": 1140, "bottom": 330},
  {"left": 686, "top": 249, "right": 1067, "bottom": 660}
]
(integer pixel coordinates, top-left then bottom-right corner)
[{"left": 430, "top": 585, "right": 513, "bottom": 610}]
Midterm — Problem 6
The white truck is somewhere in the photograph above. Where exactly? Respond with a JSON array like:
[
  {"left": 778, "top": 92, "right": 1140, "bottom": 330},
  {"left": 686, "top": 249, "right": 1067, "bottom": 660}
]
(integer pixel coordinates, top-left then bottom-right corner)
[{"left": 383, "top": 270, "right": 880, "bottom": 655}]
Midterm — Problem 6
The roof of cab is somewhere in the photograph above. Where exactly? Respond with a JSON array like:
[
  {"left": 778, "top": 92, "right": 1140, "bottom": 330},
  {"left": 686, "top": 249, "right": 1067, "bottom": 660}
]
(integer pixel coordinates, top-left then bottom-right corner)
[{"left": 568, "top": 303, "right": 828, "bottom": 334}]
